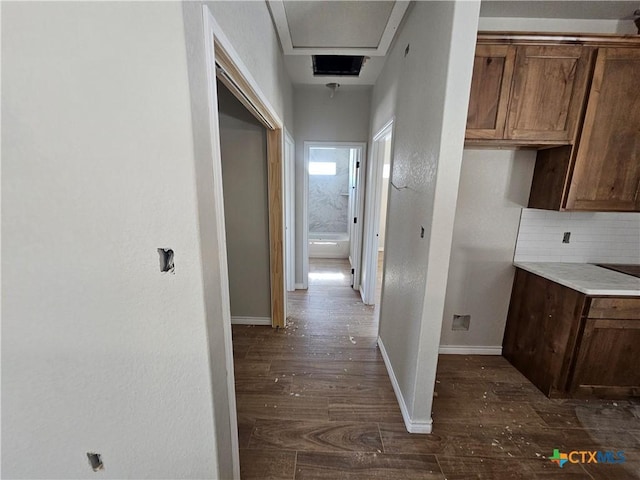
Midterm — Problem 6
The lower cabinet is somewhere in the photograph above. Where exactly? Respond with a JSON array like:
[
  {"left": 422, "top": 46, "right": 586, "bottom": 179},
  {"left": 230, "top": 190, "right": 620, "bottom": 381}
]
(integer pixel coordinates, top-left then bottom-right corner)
[
  {"left": 570, "top": 299, "right": 640, "bottom": 397},
  {"left": 503, "top": 269, "right": 640, "bottom": 398}
]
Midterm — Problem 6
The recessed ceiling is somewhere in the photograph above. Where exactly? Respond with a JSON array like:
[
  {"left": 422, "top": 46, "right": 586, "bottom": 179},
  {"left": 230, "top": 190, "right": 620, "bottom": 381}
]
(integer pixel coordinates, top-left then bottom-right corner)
[
  {"left": 284, "top": 1, "right": 394, "bottom": 49},
  {"left": 268, "top": 0, "right": 410, "bottom": 85},
  {"left": 480, "top": 1, "right": 640, "bottom": 20}
]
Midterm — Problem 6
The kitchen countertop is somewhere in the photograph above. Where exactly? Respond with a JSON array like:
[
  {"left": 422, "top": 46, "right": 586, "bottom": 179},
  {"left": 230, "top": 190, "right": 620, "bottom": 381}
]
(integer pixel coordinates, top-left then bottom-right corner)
[{"left": 514, "top": 262, "right": 640, "bottom": 296}]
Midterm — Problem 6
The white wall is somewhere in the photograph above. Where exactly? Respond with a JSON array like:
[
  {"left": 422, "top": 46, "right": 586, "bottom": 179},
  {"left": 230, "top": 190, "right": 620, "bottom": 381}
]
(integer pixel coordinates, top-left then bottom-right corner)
[
  {"left": 371, "top": 1, "right": 480, "bottom": 431},
  {"left": 441, "top": 150, "right": 536, "bottom": 351},
  {"left": 441, "top": 16, "right": 635, "bottom": 352},
  {"left": 218, "top": 82, "right": 271, "bottom": 320},
  {"left": 2, "top": 3, "right": 220, "bottom": 478},
  {"left": 293, "top": 85, "right": 372, "bottom": 284}
]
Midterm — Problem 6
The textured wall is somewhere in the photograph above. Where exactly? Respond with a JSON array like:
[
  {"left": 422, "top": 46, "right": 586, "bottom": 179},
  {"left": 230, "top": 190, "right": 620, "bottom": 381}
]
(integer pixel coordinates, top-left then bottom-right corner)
[
  {"left": 441, "top": 150, "right": 536, "bottom": 350},
  {"left": 2, "top": 3, "right": 219, "bottom": 478},
  {"left": 371, "top": 1, "right": 479, "bottom": 427}
]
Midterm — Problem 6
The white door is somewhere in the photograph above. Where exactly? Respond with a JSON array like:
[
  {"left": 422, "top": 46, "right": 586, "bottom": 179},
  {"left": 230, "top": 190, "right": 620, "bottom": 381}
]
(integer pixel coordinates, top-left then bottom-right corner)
[
  {"left": 284, "top": 132, "right": 295, "bottom": 292},
  {"left": 348, "top": 148, "right": 364, "bottom": 290}
]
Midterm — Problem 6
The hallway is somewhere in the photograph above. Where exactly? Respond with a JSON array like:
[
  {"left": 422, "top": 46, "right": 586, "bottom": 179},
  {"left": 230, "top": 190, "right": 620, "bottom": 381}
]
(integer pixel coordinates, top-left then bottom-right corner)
[{"left": 232, "top": 260, "right": 640, "bottom": 479}]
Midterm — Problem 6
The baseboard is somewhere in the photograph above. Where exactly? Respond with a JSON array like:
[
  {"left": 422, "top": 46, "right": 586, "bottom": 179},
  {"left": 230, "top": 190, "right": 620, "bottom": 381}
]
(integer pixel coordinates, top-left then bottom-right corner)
[
  {"left": 231, "top": 316, "right": 272, "bottom": 326},
  {"left": 438, "top": 345, "right": 502, "bottom": 355},
  {"left": 377, "top": 337, "right": 433, "bottom": 434},
  {"left": 294, "top": 283, "right": 305, "bottom": 290}
]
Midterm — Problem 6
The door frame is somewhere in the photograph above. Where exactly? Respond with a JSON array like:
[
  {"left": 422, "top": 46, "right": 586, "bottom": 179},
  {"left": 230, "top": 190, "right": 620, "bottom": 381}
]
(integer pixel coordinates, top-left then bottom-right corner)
[
  {"left": 360, "top": 119, "right": 394, "bottom": 305},
  {"left": 205, "top": 8, "right": 286, "bottom": 329},
  {"left": 202, "top": 5, "right": 286, "bottom": 477},
  {"left": 302, "top": 141, "right": 366, "bottom": 290}
]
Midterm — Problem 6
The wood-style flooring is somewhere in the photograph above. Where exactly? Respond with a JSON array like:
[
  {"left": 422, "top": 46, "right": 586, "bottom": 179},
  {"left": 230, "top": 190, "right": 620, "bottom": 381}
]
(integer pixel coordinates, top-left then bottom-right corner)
[{"left": 233, "top": 258, "right": 640, "bottom": 479}]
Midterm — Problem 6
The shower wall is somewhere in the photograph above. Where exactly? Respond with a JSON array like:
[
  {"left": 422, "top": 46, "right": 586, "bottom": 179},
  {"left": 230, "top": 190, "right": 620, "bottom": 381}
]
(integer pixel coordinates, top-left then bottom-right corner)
[{"left": 308, "top": 147, "right": 350, "bottom": 234}]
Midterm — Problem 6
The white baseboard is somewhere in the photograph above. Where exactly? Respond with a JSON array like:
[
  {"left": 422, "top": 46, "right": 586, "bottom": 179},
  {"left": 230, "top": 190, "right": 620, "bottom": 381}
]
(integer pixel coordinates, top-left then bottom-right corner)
[
  {"left": 377, "top": 337, "right": 433, "bottom": 434},
  {"left": 231, "top": 316, "right": 271, "bottom": 326},
  {"left": 294, "top": 283, "right": 305, "bottom": 290},
  {"left": 438, "top": 345, "right": 502, "bottom": 355}
]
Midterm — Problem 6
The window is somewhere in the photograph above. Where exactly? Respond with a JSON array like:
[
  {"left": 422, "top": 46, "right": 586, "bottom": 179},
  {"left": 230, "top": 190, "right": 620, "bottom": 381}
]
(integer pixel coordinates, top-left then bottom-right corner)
[{"left": 309, "top": 161, "right": 336, "bottom": 175}]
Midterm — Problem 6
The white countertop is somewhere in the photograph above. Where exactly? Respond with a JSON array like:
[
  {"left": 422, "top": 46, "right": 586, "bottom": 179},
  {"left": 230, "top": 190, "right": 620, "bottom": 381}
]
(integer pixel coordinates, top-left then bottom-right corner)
[{"left": 514, "top": 262, "right": 640, "bottom": 296}]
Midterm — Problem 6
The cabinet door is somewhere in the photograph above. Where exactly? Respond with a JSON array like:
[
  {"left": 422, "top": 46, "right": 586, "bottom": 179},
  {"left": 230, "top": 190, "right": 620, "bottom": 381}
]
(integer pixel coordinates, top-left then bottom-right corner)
[
  {"left": 466, "top": 45, "right": 515, "bottom": 140},
  {"left": 570, "top": 318, "right": 640, "bottom": 397},
  {"left": 566, "top": 48, "right": 640, "bottom": 211},
  {"left": 506, "top": 45, "right": 590, "bottom": 142}
]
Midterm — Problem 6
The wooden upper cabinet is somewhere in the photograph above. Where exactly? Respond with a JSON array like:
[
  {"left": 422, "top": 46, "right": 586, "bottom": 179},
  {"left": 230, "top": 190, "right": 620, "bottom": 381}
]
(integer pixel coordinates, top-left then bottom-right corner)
[
  {"left": 565, "top": 48, "right": 640, "bottom": 211},
  {"left": 505, "top": 45, "right": 591, "bottom": 143},
  {"left": 466, "top": 45, "right": 515, "bottom": 139}
]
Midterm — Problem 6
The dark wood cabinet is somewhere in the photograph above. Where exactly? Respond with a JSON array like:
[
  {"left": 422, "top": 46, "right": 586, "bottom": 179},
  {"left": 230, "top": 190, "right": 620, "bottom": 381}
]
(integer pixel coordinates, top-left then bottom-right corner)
[
  {"left": 570, "top": 298, "right": 640, "bottom": 397},
  {"left": 466, "top": 45, "right": 515, "bottom": 140},
  {"left": 529, "top": 47, "right": 640, "bottom": 212},
  {"left": 503, "top": 268, "right": 640, "bottom": 399},
  {"left": 565, "top": 48, "right": 640, "bottom": 211},
  {"left": 505, "top": 45, "right": 591, "bottom": 143},
  {"left": 466, "top": 39, "right": 592, "bottom": 146}
]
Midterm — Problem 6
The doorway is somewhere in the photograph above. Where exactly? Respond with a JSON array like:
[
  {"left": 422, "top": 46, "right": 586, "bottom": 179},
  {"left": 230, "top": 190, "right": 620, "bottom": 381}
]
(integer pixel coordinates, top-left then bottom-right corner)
[
  {"left": 360, "top": 120, "right": 393, "bottom": 306},
  {"left": 301, "top": 142, "right": 365, "bottom": 290}
]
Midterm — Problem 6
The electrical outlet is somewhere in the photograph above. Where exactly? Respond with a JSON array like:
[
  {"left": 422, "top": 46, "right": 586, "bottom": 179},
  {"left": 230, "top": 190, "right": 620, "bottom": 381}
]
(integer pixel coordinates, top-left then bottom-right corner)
[{"left": 562, "top": 232, "right": 571, "bottom": 244}]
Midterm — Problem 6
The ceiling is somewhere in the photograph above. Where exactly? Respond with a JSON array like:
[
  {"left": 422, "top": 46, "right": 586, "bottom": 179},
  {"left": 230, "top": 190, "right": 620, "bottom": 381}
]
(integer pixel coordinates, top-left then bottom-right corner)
[
  {"left": 268, "top": 0, "right": 410, "bottom": 85},
  {"left": 270, "top": 0, "right": 640, "bottom": 86}
]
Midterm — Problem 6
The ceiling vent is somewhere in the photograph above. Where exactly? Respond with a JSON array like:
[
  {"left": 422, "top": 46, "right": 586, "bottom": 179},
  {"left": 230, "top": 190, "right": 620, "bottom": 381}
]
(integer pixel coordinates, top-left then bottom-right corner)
[{"left": 312, "top": 55, "right": 364, "bottom": 76}]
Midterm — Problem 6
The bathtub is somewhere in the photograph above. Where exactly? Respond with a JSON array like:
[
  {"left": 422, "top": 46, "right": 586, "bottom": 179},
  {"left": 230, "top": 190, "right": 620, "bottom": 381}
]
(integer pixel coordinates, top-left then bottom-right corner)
[{"left": 308, "top": 232, "right": 350, "bottom": 258}]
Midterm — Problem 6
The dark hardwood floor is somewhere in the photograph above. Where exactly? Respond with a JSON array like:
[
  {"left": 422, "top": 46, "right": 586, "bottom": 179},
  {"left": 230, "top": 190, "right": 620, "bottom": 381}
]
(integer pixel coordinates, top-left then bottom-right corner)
[{"left": 233, "top": 258, "right": 640, "bottom": 479}]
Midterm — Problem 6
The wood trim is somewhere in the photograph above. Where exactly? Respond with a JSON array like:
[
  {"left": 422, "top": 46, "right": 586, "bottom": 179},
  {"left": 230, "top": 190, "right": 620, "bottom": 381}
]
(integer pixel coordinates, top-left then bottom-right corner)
[
  {"left": 214, "top": 40, "right": 279, "bottom": 129},
  {"left": 213, "top": 37, "right": 286, "bottom": 329},
  {"left": 267, "top": 129, "right": 285, "bottom": 328},
  {"left": 477, "top": 31, "right": 640, "bottom": 47}
]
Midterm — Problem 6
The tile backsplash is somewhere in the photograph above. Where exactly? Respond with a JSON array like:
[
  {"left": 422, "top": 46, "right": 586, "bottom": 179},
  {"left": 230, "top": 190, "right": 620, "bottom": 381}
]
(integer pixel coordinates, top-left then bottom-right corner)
[{"left": 514, "top": 209, "right": 640, "bottom": 264}]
